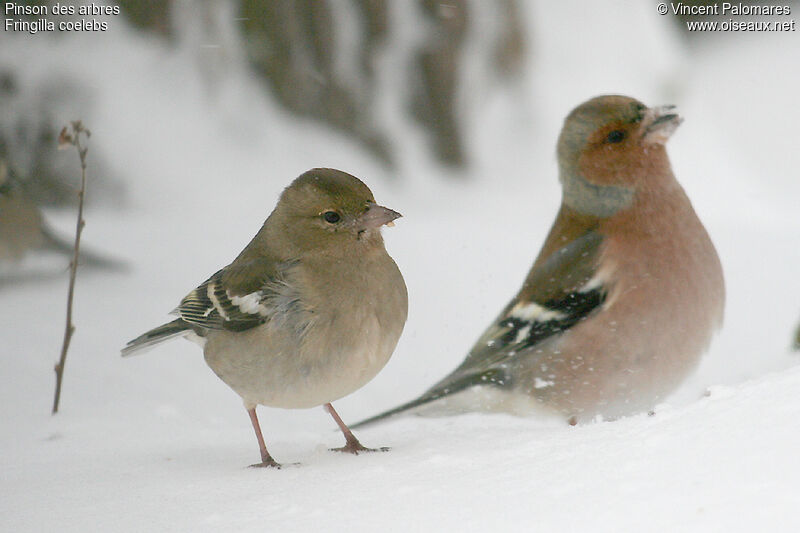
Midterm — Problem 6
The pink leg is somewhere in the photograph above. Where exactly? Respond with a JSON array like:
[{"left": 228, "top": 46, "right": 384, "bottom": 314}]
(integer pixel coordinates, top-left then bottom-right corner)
[
  {"left": 247, "top": 407, "right": 281, "bottom": 468},
  {"left": 324, "top": 403, "right": 389, "bottom": 454}
]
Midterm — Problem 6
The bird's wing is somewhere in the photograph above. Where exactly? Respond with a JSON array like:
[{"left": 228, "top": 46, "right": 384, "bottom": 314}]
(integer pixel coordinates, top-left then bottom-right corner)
[
  {"left": 469, "top": 233, "right": 604, "bottom": 362},
  {"left": 445, "top": 206, "right": 607, "bottom": 382},
  {"left": 175, "top": 257, "right": 301, "bottom": 333},
  {"left": 352, "top": 207, "right": 607, "bottom": 428}
]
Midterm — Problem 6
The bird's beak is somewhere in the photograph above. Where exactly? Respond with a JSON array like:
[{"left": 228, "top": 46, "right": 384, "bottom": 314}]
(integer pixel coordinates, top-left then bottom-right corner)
[
  {"left": 358, "top": 203, "right": 402, "bottom": 230},
  {"left": 642, "top": 105, "right": 683, "bottom": 145}
]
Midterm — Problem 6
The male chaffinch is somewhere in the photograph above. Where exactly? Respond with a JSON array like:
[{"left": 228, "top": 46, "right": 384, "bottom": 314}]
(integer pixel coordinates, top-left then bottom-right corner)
[
  {"left": 122, "top": 168, "right": 408, "bottom": 467},
  {"left": 356, "top": 95, "right": 725, "bottom": 427},
  {"left": 0, "top": 160, "right": 121, "bottom": 271}
]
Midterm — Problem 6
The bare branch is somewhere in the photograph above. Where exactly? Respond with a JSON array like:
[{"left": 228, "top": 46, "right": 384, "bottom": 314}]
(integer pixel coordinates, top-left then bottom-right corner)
[{"left": 52, "top": 121, "right": 91, "bottom": 415}]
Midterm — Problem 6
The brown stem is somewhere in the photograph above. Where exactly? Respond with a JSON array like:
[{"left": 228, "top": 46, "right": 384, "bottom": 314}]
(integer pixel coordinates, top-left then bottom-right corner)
[{"left": 52, "top": 123, "right": 89, "bottom": 415}]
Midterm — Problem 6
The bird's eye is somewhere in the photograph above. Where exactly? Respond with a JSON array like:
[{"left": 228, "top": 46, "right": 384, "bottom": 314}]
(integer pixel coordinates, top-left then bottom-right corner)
[
  {"left": 322, "top": 211, "right": 341, "bottom": 224},
  {"left": 606, "top": 130, "right": 626, "bottom": 143}
]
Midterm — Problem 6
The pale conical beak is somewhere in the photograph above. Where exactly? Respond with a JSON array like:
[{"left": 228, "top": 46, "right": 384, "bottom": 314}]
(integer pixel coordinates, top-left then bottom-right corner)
[
  {"left": 358, "top": 203, "right": 402, "bottom": 230},
  {"left": 642, "top": 105, "right": 683, "bottom": 145}
]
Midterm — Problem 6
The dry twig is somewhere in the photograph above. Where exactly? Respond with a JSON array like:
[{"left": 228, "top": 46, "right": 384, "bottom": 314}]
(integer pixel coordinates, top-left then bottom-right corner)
[{"left": 52, "top": 121, "right": 91, "bottom": 414}]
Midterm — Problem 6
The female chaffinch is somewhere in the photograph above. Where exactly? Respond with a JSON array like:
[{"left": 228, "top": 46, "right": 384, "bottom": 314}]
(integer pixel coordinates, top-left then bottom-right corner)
[
  {"left": 356, "top": 95, "right": 725, "bottom": 427},
  {"left": 123, "top": 168, "right": 408, "bottom": 467},
  {"left": 0, "top": 161, "right": 121, "bottom": 271}
]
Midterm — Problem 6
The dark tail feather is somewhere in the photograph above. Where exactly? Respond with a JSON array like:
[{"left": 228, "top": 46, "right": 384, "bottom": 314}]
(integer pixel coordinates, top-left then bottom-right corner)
[
  {"left": 121, "top": 318, "right": 192, "bottom": 357},
  {"left": 351, "top": 369, "right": 507, "bottom": 429},
  {"left": 350, "top": 393, "right": 446, "bottom": 429}
]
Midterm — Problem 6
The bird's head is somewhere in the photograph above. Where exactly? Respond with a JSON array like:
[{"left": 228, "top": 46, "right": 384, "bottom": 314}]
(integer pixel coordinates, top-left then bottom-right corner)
[
  {"left": 556, "top": 95, "right": 682, "bottom": 217},
  {"left": 274, "top": 168, "right": 401, "bottom": 254}
]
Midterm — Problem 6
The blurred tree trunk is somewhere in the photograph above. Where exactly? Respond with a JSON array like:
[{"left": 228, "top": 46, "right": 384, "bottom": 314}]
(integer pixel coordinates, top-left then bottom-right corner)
[
  {"left": 411, "top": 0, "right": 469, "bottom": 166},
  {"left": 117, "top": 0, "right": 173, "bottom": 37},
  {"left": 237, "top": 0, "right": 525, "bottom": 168},
  {"left": 240, "top": 0, "right": 392, "bottom": 163},
  {"left": 2, "top": 0, "right": 525, "bottom": 194}
]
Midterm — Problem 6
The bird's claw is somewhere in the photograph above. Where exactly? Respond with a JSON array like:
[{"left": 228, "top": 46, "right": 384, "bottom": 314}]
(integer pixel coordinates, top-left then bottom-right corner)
[
  {"left": 248, "top": 458, "right": 282, "bottom": 469},
  {"left": 330, "top": 442, "right": 390, "bottom": 455}
]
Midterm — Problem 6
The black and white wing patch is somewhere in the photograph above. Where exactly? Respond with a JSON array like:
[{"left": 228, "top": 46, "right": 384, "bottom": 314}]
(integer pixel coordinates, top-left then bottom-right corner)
[
  {"left": 462, "top": 276, "right": 607, "bottom": 374},
  {"left": 174, "top": 269, "right": 271, "bottom": 332},
  {"left": 464, "top": 228, "right": 607, "bottom": 366},
  {"left": 491, "top": 283, "right": 605, "bottom": 353},
  {"left": 401, "top": 281, "right": 606, "bottom": 411}
]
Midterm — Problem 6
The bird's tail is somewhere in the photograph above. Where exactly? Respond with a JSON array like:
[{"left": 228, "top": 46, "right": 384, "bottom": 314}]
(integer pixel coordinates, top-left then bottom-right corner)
[
  {"left": 350, "top": 393, "right": 445, "bottom": 430},
  {"left": 351, "top": 368, "right": 507, "bottom": 429},
  {"left": 121, "top": 318, "right": 192, "bottom": 357}
]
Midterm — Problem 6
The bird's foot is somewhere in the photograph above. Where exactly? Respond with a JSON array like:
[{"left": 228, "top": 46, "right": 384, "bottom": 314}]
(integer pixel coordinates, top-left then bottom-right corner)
[
  {"left": 330, "top": 441, "right": 390, "bottom": 455},
  {"left": 323, "top": 402, "right": 389, "bottom": 455},
  {"left": 248, "top": 457, "right": 282, "bottom": 469}
]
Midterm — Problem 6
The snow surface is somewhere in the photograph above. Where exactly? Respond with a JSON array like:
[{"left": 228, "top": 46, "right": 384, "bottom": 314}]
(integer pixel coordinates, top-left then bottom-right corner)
[{"left": 2, "top": 2, "right": 800, "bottom": 531}]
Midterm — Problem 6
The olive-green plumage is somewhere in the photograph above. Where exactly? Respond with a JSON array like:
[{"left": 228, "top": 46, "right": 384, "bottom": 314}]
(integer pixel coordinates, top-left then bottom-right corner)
[{"left": 124, "top": 168, "right": 408, "bottom": 467}]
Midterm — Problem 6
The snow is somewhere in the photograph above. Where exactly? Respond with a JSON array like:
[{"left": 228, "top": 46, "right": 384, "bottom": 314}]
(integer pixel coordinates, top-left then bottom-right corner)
[{"left": 2, "top": 2, "right": 800, "bottom": 531}]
